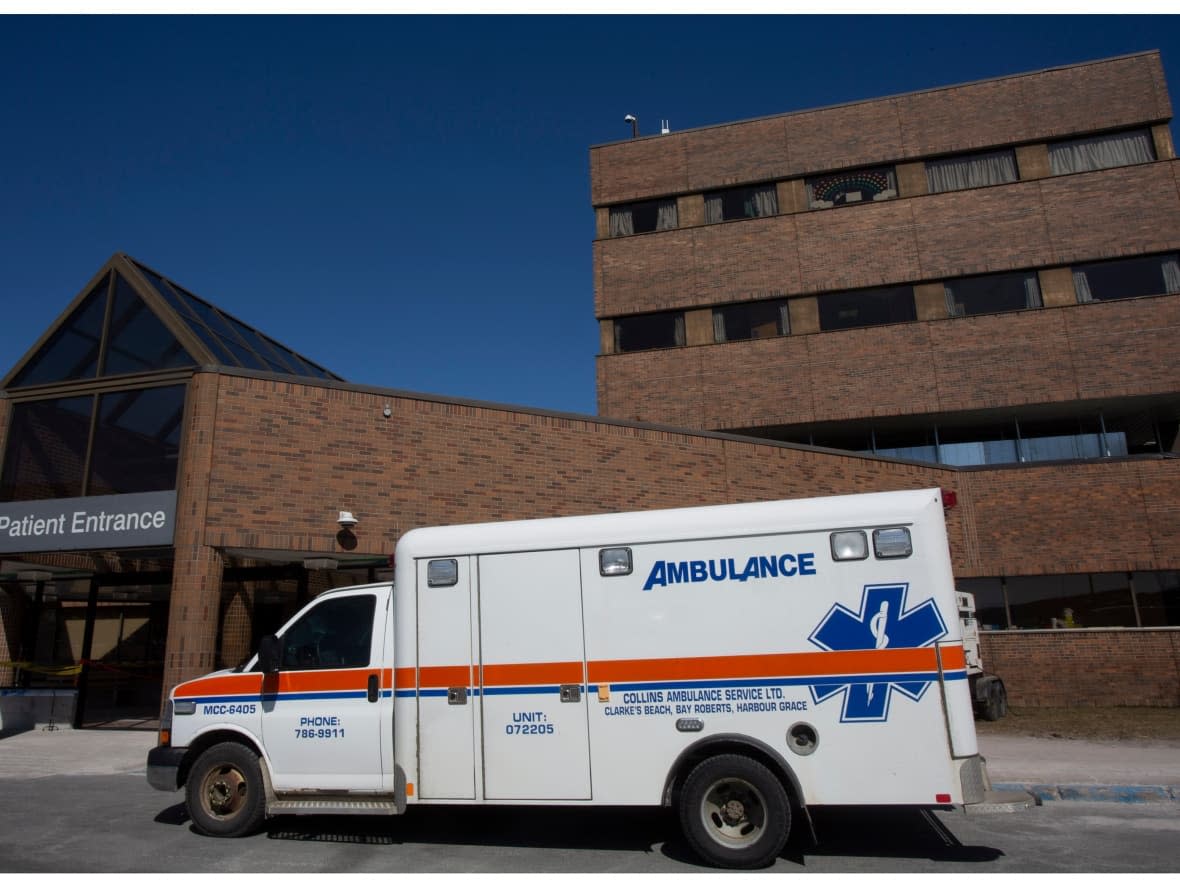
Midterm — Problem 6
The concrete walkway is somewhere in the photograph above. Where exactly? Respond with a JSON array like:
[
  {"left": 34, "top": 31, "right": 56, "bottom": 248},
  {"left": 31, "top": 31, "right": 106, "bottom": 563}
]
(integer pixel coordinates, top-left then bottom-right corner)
[
  {"left": 1, "top": 726, "right": 1178, "bottom": 801},
  {"left": 981, "top": 733, "right": 1180, "bottom": 802}
]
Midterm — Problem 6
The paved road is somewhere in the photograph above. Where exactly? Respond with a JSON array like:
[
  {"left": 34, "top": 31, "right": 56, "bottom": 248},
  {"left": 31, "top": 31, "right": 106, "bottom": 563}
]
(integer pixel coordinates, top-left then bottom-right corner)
[{"left": 1, "top": 770, "right": 1178, "bottom": 873}]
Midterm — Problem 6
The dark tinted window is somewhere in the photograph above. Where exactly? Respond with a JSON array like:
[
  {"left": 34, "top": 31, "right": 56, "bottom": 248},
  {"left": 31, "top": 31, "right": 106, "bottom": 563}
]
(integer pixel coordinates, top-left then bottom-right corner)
[
  {"left": 87, "top": 386, "right": 185, "bottom": 496},
  {"left": 179, "top": 295, "right": 269, "bottom": 370},
  {"left": 714, "top": 300, "right": 789, "bottom": 342},
  {"left": 1133, "top": 571, "right": 1180, "bottom": 627},
  {"left": 135, "top": 268, "right": 238, "bottom": 365},
  {"left": 614, "top": 312, "right": 685, "bottom": 352},
  {"left": 11, "top": 281, "right": 108, "bottom": 387},
  {"left": 1017, "top": 417, "right": 1104, "bottom": 463},
  {"left": 278, "top": 594, "right": 377, "bottom": 670},
  {"left": 608, "top": 200, "right": 677, "bottom": 236},
  {"left": 938, "top": 423, "right": 1019, "bottom": 466},
  {"left": 872, "top": 427, "right": 937, "bottom": 463},
  {"left": 103, "top": 275, "right": 194, "bottom": 376},
  {"left": 817, "top": 286, "right": 915, "bottom": 331},
  {"left": 704, "top": 184, "right": 778, "bottom": 223},
  {"left": 1006, "top": 574, "right": 1137, "bottom": 629},
  {"left": 1073, "top": 253, "right": 1180, "bottom": 302},
  {"left": 956, "top": 577, "right": 1008, "bottom": 631},
  {"left": 0, "top": 396, "right": 94, "bottom": 501},
  {"left": 131, "top": 260, "right": 335, "bottom": 379},
  {"left": 945, "top": 272, "right": 1041, "bottom": 317}
]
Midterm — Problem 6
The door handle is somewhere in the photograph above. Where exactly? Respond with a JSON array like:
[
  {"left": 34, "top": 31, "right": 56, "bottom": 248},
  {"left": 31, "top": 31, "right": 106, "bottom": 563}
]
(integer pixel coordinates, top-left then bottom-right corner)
[
  {"left": 448, "top": 686, "right": 468, "bottom": 705},
  {"left": 560, "top": 684, "right": 581, "bottom": 703},
  {"left": 367, "top": 673, "right": 379, "bottom": 703}
]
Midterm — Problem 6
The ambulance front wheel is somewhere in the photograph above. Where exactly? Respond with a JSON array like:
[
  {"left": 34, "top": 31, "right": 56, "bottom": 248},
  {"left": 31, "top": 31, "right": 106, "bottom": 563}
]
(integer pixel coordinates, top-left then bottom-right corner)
[
  {"left": 186, "top": 742, "right": 266, "bottom": 837},
  {"left": 679, "top": 754, "right": 791, "bottom": 869}
]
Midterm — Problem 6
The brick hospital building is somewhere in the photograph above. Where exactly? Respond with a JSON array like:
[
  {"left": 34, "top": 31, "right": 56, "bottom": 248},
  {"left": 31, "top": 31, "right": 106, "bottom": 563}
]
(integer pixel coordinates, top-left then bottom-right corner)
[{"left": 2, "top": 51, "right": 1179, "bottom": 727}]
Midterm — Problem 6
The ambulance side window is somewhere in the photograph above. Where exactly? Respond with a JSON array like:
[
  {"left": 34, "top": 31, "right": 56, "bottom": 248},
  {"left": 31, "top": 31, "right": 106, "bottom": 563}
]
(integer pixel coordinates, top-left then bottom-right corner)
[{"left": 280, "top": 594, "right": 376, "bottom": 670}]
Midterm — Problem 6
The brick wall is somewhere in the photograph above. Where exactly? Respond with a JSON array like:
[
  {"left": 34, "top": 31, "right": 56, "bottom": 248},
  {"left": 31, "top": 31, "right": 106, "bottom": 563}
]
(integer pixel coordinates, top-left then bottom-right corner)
[
  {"left": 149, "top": 369, "right": 1180, "bottom": 706},
  {"left": 599, "top": 294, "right": 1180, "bottom": 431},
  {"left": 979, "top": 629, "right": 1180, "bottom": 707},
  {"left": 161, "top": 373, "right": 224, "bottom": 695},
  {"left": 595, "top": 159, "right": 1180, "bottom": 317},
  {"left": 590, "top": 52, "right": 1170, "bottom": 205},
  {"left": 195, "top": 371, "right": 956, "bottom": 557},
  {"left": 191, "top": 369, "right": 1180, "bottom": 581},
  {"left": 956, "top": 458, "right": 1180, "bottom": 576}
]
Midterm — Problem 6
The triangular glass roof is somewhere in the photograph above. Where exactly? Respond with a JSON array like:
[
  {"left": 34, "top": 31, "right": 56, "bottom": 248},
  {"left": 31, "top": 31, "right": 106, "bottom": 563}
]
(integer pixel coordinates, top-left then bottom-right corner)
[{"left": 3, "top": 254, "right": 340, "bottom": 389}]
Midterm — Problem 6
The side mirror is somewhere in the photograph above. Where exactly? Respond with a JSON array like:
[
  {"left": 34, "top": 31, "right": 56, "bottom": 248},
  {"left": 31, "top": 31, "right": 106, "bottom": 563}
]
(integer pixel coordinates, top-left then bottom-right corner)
[{"left": 258, "top": 634, "right": 281, "bottom": 675}]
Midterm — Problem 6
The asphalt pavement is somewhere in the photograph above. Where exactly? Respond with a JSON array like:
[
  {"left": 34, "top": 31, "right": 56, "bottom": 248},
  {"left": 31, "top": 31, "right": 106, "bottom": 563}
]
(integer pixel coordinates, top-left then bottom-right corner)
[{"left": 1, "top": 724, "right": 1178, "bottom": 802}]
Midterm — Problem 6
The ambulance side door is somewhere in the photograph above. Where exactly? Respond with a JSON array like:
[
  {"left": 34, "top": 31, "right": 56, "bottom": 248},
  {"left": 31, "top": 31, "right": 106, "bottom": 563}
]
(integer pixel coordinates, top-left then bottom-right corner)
[
  {"left": 415, "top": 556, "right": 478, "bottom": 799},
  {"left": 478, "top": 548, "right": 591, "bottom": 800}
]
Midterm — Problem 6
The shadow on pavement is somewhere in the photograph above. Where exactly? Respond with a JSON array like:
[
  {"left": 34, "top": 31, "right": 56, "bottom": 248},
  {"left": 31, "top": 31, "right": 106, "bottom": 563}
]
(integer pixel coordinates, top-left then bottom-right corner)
[
  {"left": 800, "top": 807, "right": 1004, "bottom": 865},
  {"left": 152, "top": 801, "right": 1003, "bottom": 868}
]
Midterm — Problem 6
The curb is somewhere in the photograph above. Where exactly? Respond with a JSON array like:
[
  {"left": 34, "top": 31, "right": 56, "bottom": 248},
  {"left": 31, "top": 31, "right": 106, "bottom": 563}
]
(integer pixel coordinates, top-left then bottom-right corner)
[{"left": 992, "top": 782, "right": 1178, "bottom": 802}]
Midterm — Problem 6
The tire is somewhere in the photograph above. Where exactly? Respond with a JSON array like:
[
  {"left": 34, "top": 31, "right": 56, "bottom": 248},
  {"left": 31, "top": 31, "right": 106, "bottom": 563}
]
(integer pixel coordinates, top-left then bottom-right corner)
[
  {"left": 185, "top": 742, "right": 266, "bottom": 837},
  {"left": 993, "top": 681, "right": 1008, "bottom": 720},
  {"left": 979, "top": 680, "right": 1007, "bottom": 721},
  {"left": 678, "top": 754, "right": 791, "bottom": 869}
]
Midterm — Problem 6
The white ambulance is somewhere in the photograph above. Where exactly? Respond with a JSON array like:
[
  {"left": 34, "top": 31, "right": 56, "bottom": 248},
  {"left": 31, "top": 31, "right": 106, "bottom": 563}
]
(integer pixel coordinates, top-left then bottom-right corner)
[{"left": 147, "top": 487, "right": 988, "bottom": 868}]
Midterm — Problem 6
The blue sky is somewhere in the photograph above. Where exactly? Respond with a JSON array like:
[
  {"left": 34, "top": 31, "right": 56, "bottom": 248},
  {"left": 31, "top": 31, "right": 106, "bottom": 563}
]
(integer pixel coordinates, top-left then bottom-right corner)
[{"left": 2, "top": 15, "right": 1178, "bottom": 416}]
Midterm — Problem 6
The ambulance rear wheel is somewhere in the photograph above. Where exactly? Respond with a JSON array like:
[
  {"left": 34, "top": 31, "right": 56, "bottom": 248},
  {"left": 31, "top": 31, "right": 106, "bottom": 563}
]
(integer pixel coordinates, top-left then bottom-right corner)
[
  {"left": 679, "top": 754, "right": 790, "bottom": 869},
  {"left": 186, "top": 742, "right": 265, "bottom": 837}
]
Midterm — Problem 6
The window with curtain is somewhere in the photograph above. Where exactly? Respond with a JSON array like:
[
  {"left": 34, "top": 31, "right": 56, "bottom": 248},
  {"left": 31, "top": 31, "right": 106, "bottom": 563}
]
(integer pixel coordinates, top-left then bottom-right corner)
[
  {"left": 608, "top": 199, "right": 678, "bottom": 237},
  {"left": 703, "top": 183, "right": 779, "bottom": 224},
  {"left": 613, "top": 311, "right": 686, "bottom": 352},
  {"left": 926, "top": 149, "right": 1019, "bottom": 194},
  {"left": 817, "top": 285, "right": 915, "bottom": 330},
  {"left": 1072, "top": 252, "right": 1180, "bottom": 303},
  {"left": 712, "top": 299, "right": 790, "bottom": 342},
  {"left": 806, "top": 166, "right": 897, "bottom": 209},
  {"left": 944, "top": 271, "right": 1042, "bottom": 317},
  {"left": 1048, "top": 128, "right": 1156, "bottom": 175}
]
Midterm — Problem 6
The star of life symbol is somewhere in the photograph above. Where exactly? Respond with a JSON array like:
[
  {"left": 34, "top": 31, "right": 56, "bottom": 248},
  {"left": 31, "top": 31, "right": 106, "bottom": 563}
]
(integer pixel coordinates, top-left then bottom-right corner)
[{"left": 808, "top": 583, "right": 947, "bottom": 722}]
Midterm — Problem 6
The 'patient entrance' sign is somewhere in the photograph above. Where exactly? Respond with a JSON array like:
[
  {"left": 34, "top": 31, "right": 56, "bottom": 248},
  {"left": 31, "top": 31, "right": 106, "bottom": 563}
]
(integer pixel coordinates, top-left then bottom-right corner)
[{"left": 0, "top": 490, "right": 177, "bottom": 553}]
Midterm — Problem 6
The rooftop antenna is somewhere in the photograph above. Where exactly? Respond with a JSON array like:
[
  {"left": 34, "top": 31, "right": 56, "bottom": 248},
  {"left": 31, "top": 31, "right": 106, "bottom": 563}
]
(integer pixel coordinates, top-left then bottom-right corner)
[
  {"left": 661, "top": 119, "right": 670, "bottom": 134},
  {"left": 624, "top": 114, "right": 638, "bottom": 138}
]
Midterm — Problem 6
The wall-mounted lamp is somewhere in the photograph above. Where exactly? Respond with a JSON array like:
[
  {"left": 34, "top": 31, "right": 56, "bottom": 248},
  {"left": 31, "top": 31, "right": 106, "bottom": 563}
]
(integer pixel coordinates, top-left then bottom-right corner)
[
  {"left": 338, "top": 511, "right": 358, "bottom": 529},
  {"left": 382, "top": 404, "right": 392, "bottom": 419}
]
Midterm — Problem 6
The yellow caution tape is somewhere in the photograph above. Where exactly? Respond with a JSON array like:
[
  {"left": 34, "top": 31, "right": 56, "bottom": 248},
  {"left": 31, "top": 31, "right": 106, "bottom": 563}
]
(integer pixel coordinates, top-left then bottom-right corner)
[
  {"left": 0, "top": 661, "right": 83, "bottom": 676},
  {"left": 0, "top": 660, "right": 164, "bottom": 679}
]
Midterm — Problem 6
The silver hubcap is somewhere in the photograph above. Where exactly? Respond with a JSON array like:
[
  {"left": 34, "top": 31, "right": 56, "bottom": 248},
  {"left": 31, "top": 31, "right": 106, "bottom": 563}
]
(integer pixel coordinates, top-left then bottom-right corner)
[{"left": 700, "top": 776, "right": 766, "bottom": 848}]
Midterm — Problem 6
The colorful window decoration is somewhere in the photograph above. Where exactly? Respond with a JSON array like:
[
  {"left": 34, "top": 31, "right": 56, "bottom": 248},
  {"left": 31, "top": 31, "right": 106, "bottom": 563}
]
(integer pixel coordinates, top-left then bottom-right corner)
[{"left": 807, "top": 166, "right": 898, "bottom": 209}]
